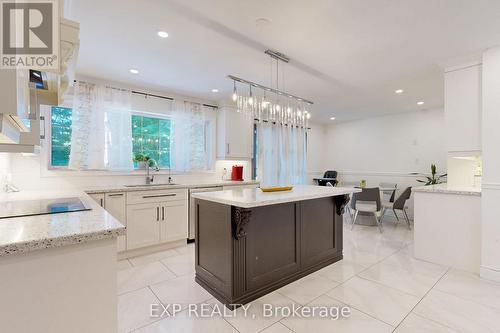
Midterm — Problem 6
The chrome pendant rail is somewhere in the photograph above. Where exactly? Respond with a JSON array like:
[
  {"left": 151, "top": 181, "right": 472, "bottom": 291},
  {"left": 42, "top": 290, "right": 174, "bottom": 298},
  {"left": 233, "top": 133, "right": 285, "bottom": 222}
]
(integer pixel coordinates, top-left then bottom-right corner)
[{"left": 227, "top": 75, "right": 313, "bottom": 105}]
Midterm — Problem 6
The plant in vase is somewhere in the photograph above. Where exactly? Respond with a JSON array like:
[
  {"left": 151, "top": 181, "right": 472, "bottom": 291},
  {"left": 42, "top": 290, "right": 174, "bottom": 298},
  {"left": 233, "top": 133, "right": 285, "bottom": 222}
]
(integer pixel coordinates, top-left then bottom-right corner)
[
  {"left": 133, "top": 153, "right": 158, "bottom": 169},
  {"left": 416, "top": 164, "right": 447, "bottom": 185}
]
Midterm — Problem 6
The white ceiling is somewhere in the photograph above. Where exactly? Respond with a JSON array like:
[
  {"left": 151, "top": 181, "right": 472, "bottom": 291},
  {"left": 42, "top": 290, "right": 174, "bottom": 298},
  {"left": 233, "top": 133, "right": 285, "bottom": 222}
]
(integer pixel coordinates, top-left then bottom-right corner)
[{"left": 67, "top": 0, "right": 500, "bottom": 122}]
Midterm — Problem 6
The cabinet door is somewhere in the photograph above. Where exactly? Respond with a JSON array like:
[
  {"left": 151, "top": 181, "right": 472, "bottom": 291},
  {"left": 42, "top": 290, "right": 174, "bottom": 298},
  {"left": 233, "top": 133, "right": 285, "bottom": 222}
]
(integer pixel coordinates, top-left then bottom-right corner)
[
  {"left": 88, "top": 193, "right": 105, "bottom": 207},
  {"left": 300, "top": 197, "right": 341, "bottom": 268},
  {"left": 105, "top": 193, "right": 127, "bottom": 252},
  {"left": 160, "top": 201, "right": 188, "bottom": 243},
  {"left": 126, "top": 202, "right": 160, "bottom": 250},
  {"left": 226, "top": 110, "right": 252, "bottom": 158},
  {"left": 217, "top": 107, "right": 253, "bottom": 159},
  {"left": 444, "top": 64, "right": 482, "bottom": 152}
]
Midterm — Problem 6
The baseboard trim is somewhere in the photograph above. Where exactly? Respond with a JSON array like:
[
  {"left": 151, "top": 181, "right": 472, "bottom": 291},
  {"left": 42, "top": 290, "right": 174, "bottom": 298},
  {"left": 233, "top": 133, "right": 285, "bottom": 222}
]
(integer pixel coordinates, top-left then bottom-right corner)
[
  {"left": 118, "top": 239, "right": 187, "bottom": 260},
  {"left": 337, "top": 171, "right": 436, "bottom": 178},
  {"left": 482, "top": 183, "right": 500, "bottom": 190},
  {"left": 480, "top": 265, "right": 500, "bottom": 283}
]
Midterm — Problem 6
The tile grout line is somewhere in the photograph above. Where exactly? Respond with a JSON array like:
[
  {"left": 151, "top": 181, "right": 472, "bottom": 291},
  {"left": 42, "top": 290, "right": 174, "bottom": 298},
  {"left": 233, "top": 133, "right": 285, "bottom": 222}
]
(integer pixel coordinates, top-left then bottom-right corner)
[
  {"left": 391, "top": 266, "right": 452, "bottom": 332},
  {"left": 325, "top": 293, "right": 396, "bottom": 328}
]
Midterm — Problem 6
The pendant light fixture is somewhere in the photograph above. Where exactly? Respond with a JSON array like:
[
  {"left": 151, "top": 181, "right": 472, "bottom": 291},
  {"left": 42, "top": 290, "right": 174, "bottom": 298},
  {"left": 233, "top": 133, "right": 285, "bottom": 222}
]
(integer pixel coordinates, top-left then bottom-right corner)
[{"left": 227, "top": 49, "right": 313, "bottom": 128}]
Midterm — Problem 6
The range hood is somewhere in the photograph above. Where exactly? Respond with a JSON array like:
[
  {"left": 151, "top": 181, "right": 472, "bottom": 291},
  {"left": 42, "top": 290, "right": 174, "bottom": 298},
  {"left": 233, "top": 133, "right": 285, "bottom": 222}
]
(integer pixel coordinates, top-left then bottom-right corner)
[
  {"left": 0, "top": 70, "right": 40, "bottom": 153},
  {"left": 0, "top": 17, "right": 79, "bottom": 153}
]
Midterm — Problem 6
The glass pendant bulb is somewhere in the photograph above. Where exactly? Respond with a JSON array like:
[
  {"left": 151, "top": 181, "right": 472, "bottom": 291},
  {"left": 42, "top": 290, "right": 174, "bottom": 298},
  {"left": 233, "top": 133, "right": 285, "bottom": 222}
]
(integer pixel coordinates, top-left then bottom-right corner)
[
  {"left": 248, "top": 84, "right": 254, "bottom": 105},
  {"left": 232, "top": 81, "right": 237, "bottom": 102}
]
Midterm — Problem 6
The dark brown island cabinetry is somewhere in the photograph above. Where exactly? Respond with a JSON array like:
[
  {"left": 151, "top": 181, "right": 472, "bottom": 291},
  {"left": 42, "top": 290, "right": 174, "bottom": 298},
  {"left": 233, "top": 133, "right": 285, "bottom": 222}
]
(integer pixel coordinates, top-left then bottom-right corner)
[{"left": 194, "top": 194, "right": 349, "bottom": 307}]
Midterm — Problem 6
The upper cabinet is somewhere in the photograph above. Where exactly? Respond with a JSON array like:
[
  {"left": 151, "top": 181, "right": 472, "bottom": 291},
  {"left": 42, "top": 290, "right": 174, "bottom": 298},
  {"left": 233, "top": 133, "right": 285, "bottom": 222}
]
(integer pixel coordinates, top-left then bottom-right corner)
[
  {"left": 444, "top": 63, "right": 482, "bottom": 153},
  {"left": 217, "top": 106, "right": 253, "bottom": 159}
]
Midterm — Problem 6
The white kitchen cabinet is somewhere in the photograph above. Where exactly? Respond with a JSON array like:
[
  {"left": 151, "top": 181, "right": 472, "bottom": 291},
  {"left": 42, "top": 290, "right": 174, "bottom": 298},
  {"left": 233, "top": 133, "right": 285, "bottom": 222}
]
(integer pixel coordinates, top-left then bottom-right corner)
[
  {"left": 444, "top": 63, "right": 482, "bottom": 153},
  {"left": 104, "top": 193, "right": 127, "bottom": 252},
  {"left": 88, "top": 193, "right": 105, "bottom": 207},
  {"left": 126, "top": 202, "right": 161, "bottom": 250},
  {"left": 126, "top": 189, "right": 188, "bottom": 251},
  {"left": 217, "top": 106, "right": 253, "bottom": 159},
  {"left": 160, "top": 201, "right": 188, "bottom": 243}
]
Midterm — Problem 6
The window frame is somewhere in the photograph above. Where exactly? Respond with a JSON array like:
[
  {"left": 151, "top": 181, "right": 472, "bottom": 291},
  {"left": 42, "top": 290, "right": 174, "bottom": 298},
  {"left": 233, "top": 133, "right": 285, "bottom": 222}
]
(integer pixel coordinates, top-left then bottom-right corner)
[
  {"left": 42, "top": 107, "right": 216, "bottom": 175},
  {"left": 131, "top": 111, "right": 173, "bottom": 170},
  {"left": 47, "top": 105, "right": 72, "bottom": 170}
]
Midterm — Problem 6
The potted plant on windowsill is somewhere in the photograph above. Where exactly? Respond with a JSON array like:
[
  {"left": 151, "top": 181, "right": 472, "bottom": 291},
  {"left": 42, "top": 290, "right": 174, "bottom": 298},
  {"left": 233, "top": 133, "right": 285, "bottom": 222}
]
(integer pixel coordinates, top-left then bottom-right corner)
[
  {"left": 134, "top": 154, "right": 153, "bottom": 169},
  {"left": 415, "top": 164, "right": 447, "bottom": 185}
]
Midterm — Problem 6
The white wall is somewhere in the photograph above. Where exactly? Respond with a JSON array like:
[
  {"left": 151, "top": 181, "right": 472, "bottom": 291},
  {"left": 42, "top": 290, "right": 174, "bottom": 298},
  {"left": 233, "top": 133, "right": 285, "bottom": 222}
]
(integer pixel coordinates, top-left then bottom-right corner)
[
  {"left": 318, "top": 109, "right": 447, "bottom": 218},
  {"left": 481, "top": 46, "right": 500, "bottom": 282},
  {"left": 322, "top": 108, "right": 446, "bottom": 182},
  {"left": 0, "top": 153, "right": 11, "bottom": 189},
  {"left": 306, "top": 123, "right": 327, "bottom": 184}
]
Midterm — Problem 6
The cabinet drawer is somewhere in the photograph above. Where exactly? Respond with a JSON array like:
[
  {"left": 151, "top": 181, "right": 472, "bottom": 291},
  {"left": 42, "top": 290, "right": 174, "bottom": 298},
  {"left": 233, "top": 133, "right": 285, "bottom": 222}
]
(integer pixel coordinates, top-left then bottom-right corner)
[{"left": 127, "top": 189, "right": 188, "bottom": 205}]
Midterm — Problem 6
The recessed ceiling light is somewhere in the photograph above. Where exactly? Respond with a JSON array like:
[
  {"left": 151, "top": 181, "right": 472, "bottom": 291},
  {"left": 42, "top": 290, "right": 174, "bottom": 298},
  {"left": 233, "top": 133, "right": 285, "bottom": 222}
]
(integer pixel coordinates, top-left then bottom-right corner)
[
  {"left": 395, "top": 89, "right": 404, "bottom": 94},
  {"left": 211, "top": 89, "right": 219, "bottom": 93},
  {"left": 417, "top": 101, "right": 425, "bottom": 105},
  {"left": 129, "top": 69, "right": 139, "bottom": 74},
  {"left": 157, "top": 31, "right": 169, "bottom": 38},
  {"left": 330, "top": 117, "right": 336, "bottom": 120}
]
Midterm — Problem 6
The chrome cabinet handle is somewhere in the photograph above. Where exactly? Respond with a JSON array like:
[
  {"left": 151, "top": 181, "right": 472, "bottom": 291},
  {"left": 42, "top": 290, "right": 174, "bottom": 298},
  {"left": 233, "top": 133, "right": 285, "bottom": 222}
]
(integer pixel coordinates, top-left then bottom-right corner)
[
  {"left": 162, "top": 206, "right": 165, "bottom": 221},
  {"left": 156, "top": 207, "right": 159, "bottom": 221},
  {"left": 142, "top": 194, "right": 176, "bottom": 199},
  {"left": 227, "top": 143, "right": 230, "bottom": 154},
  {"left": 108, "top": 193, "right": 124, "bottom": 197},
  {"left": 100, "top": 198, "right": 104, "bottom": 207}
]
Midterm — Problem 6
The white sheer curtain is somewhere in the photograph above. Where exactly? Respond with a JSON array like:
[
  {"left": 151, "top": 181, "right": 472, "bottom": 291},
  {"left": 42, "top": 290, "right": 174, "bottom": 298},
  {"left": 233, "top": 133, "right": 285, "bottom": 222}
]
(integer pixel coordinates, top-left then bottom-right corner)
[
  {"left": 69, "top": 81, "right": 133, "bottom": 170},
  {"left": 171, "top": 101, "right": 214, "bottom": 172},
  {"left": 257, "top": 121, "right": 307, "bottom": 187}
]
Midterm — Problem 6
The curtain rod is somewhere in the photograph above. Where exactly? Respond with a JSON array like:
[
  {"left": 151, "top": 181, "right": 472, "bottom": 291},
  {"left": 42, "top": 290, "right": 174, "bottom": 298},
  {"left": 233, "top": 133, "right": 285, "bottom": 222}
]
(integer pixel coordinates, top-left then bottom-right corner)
[
  {"left": 131, "top": 90, "right": 173, "bottom": 101},
  {"left": 73, "top": 80, "right": 218, "bottom": 108},
  {"left": 254, "top": 118, "right": 310, "bottom": 130}
]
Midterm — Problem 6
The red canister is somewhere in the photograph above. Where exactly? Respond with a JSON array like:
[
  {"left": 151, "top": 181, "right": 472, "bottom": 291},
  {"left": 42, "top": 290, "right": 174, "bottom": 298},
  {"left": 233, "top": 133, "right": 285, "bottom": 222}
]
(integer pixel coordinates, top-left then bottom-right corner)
[{"left": 231, "top": 165, "right": 244, "bottom": 181}]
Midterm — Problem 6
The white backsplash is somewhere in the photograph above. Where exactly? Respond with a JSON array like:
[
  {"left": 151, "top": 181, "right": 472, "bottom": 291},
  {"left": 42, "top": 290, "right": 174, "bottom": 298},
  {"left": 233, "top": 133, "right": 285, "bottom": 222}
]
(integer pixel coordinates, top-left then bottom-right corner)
[{"left": 2, "top": 152, "right": 252, "bottom": 192}]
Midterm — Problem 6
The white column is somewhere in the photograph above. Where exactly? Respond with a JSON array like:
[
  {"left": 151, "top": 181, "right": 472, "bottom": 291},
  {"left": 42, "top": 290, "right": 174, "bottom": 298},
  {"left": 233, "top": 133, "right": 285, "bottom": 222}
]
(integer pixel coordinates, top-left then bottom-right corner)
[{"left": 481, "top": 46, "right": 500, "bottom": 282}]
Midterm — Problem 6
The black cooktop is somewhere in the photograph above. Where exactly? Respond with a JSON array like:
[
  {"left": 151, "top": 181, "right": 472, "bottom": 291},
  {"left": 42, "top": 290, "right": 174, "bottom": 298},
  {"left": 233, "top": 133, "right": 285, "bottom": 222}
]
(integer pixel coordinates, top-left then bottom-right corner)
[{"left": 0, "top": 197, "right": 91, "bottom": 219}]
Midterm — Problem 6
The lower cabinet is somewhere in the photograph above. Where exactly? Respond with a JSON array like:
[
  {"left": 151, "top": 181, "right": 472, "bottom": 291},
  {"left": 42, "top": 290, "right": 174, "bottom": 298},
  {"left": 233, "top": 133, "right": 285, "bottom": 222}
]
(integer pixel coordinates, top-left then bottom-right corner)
[
  {"left": 86, "top": 188, "right": 194, "bottom": 253},
  {"left": 126, "top": 202, "right": 161, "bottom": 250},
  {"left": 127, "top": 199, "right": 188, "bottom": 251},
  {"left": 104, "top": 193, "right": 127, "bottom": 252},
  {"left": 160, "top": 201, "right": 188, "bottom": 243}
]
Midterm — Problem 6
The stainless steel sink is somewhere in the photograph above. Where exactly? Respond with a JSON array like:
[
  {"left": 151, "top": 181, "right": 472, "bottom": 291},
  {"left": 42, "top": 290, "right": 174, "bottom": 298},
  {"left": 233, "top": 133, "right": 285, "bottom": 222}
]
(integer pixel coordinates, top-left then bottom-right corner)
[{"left": 124, "top": 183, "right": 177, "bottom": 187}]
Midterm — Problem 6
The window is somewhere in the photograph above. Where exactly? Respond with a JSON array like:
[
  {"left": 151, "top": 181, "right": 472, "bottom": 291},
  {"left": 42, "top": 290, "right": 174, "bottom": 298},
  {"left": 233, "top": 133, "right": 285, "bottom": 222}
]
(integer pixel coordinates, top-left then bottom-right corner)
[
  {"left": 48, "top": 105, "right": 214, "bottom": 172},
  {"left": 131, "top": 114, "right": 172, "bottom": 169},
  {"left": 50, "top": 106, "right": 72, "bottom": 167}
]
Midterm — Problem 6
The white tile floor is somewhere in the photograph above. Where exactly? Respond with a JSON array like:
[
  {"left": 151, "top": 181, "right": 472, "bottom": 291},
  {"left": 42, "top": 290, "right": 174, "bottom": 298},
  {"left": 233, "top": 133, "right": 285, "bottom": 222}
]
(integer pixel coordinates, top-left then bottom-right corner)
[{"left": 117, "top": 215, "right": 500, "bottom": 333}]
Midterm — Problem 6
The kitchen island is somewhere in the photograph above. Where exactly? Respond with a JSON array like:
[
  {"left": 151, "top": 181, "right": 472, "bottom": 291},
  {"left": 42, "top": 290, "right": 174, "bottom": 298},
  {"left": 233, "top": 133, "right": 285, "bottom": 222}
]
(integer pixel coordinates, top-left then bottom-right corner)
[{"left": 191, "top": 185, "right": 359, "bottom": 307}]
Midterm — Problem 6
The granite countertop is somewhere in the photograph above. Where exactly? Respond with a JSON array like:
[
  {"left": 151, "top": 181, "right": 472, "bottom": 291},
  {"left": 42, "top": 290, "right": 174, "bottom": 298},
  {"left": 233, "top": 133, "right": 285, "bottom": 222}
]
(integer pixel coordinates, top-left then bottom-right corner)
[
  {"left": 191, "top": 185, "right": 361, "bottom": 208},
  {"left": 84, "top": 180, "right": 260, "bottom": 194},
  {"left": 0, "top": 191, "right": 125, "bottom": 257},
  {"left": 413, "top": 184, "right": 481, "bottom": 196}
]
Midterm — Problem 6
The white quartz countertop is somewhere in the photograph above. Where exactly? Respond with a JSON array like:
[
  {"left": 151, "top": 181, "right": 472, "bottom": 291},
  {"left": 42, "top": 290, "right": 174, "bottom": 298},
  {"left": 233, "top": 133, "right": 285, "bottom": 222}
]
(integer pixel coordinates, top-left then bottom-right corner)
[
  {"left": 84, "top": 180, "right": 260, "bottom": 194},
  {"left": 0, "top": 191, "right": 125, "bottom": 257},
  {"left": 413, "top": 184, "right": 481, "bottom": 196},
  {"left": 191, "top": 185, "right": 361, "bottom": 208}
]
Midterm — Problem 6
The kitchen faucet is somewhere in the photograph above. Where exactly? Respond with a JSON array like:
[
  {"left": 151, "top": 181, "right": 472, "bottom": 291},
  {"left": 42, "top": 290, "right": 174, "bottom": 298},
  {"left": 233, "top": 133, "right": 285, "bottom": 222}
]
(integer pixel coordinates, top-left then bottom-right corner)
[{"left": 145, "top": 160, "right": 160, "bottom": 185}]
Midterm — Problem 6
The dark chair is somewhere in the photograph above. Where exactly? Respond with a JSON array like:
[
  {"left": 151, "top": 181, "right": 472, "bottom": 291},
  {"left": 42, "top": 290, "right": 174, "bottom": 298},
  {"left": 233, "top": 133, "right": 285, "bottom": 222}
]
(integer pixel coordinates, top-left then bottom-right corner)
[
  {"left": 351, "top": 187, "right": 384, "bottom": 232},
  {"left": 315, "top": 170, "right": 338, "bottom": 186},
  {"left": 383, "top": 187, "right": 412, "bottom": 229}
]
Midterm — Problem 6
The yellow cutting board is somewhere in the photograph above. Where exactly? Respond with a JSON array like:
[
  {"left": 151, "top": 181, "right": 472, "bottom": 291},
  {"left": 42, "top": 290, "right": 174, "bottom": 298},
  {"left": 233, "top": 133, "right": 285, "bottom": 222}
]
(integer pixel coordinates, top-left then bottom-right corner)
[{"left": 260, "top": 186, "right": 294, "bottom": 192}]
